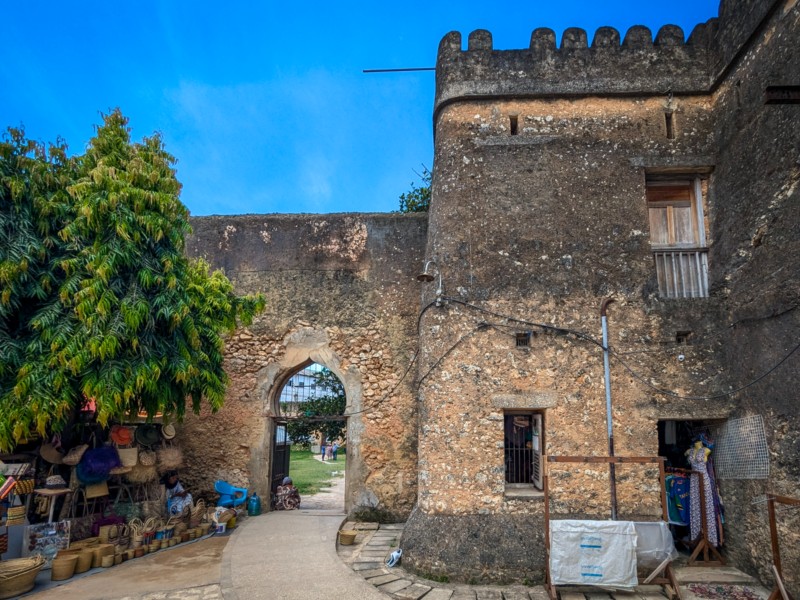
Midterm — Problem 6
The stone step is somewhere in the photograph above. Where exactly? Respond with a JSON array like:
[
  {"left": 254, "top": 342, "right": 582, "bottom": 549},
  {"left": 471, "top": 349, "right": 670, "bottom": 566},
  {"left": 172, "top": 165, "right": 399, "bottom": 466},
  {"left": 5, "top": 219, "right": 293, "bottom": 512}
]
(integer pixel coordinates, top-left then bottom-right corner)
[
  {"left": 394, "top": 582, "right": 434, "bottom": 599},
  {"left": 368, "top": 573, "right": 402, "bottom": 586},
  {"left": 422, "top": 589, "right": 456, "bottom": 600},
  {"left": 378, "top": 578, "right": 414, "bottom": 594}
]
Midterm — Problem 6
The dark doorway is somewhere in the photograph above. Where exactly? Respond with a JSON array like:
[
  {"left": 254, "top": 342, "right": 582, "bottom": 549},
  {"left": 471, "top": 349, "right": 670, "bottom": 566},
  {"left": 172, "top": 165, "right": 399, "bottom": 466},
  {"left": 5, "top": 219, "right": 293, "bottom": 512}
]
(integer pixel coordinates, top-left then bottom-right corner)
[{"left": 271, "top": 421, "right": 290, "bottom": 497}]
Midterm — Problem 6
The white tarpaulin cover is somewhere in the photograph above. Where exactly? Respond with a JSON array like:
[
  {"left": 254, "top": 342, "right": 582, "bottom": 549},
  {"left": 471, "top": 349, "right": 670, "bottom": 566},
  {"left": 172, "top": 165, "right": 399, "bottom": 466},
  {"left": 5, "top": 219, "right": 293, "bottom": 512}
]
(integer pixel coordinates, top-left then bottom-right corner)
[
  {"left": 550, "top": 520, "right": 638, "bottom": 589},
  {"left": 634, "top": 521, "right": 678, "bottom": 569}
]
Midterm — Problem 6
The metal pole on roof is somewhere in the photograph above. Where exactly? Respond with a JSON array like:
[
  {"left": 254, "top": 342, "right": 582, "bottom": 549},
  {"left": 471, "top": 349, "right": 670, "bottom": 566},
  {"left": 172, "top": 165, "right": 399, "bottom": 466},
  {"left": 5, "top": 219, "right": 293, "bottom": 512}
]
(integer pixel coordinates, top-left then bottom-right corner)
[{"left": 601, "top": 297, "right": 618, "bottom": 520}]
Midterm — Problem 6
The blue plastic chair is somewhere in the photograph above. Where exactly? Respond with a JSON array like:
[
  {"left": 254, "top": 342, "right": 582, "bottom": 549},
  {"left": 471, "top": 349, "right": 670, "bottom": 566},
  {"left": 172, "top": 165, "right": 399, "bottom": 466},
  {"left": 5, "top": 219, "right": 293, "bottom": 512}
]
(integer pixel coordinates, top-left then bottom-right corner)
[{"left": 214, "top": 480, "right": 248, "bottom": 508}]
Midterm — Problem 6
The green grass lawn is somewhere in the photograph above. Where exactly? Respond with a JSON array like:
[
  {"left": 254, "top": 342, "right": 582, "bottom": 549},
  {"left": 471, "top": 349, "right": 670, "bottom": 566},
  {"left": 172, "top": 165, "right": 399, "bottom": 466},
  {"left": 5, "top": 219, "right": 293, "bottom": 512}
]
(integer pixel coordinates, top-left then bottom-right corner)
[{"left": 289, "top": 446, "right": 345, "bottom": 495}]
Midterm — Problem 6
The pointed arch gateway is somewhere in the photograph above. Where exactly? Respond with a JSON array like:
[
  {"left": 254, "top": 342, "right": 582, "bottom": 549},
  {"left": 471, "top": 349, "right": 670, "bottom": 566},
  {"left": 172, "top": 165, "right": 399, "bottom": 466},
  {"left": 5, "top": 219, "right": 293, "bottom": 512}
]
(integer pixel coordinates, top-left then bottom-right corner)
[{"left": 256, "top": 327, "right": 366, "bottom": 513}]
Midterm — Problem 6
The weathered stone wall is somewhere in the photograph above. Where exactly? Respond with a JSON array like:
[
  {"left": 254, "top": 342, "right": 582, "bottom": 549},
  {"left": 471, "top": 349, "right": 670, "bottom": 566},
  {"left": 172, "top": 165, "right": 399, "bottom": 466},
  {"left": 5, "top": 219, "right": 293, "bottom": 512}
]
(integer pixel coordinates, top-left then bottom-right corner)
[
  {"left": 404, "top": 92, "right": 730, "bottom": 584},
  {"left": 405, "top": 0, "right": 799, "bottom": 586},
  {"left": 177, "top": 213, "right": 427, "bottom": 519},
  {"left": 707, "top": 0, "right": 800, "bottom": 592}
]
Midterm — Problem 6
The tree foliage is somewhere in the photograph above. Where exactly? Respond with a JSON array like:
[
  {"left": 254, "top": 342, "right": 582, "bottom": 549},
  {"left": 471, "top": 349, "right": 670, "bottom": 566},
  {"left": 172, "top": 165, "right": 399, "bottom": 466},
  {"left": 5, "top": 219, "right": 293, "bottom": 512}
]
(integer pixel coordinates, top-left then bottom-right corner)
[
  {"left": 398, "top": 166, "right": 431, "bottom": 213},
  {"left": 0, "top": 110, "right": 265, "bottom": 450},
  {"left": 286, "top": 367, "right": 346, "bottom": 447}
]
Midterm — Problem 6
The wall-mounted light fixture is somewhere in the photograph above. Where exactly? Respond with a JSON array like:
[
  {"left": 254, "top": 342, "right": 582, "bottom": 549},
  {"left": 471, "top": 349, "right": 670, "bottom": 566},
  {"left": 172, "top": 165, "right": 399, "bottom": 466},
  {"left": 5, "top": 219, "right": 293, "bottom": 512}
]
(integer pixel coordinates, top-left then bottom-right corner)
[{"left": 417, "top": 260, "right": 444, "bottom": 307}]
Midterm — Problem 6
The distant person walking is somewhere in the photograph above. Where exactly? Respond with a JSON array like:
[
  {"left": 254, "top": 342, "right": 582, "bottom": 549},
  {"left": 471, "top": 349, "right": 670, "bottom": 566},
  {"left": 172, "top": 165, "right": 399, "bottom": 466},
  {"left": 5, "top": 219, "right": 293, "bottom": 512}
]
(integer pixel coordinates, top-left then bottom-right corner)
[
  {"left": 320, "top": 441, "right": 327, "bottom": 461},
  {"left": 332, "top": 442, "right": 340, "bottom": 461}
]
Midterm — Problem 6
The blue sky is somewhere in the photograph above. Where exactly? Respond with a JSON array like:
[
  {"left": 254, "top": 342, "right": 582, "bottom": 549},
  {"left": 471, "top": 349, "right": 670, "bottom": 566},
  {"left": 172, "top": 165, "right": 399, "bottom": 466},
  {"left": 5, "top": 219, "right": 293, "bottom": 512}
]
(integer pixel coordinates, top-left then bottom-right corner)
[{"left": 1, "top": 1, "right": 719, "bottom": 216}]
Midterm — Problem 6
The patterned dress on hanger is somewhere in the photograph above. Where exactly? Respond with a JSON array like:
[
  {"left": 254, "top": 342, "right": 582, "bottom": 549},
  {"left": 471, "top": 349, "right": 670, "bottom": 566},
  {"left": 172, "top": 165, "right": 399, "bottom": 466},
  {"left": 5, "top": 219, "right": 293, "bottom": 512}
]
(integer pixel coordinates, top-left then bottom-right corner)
[{"left": 688, "top": 447, "right": 719, "bottom": 546}]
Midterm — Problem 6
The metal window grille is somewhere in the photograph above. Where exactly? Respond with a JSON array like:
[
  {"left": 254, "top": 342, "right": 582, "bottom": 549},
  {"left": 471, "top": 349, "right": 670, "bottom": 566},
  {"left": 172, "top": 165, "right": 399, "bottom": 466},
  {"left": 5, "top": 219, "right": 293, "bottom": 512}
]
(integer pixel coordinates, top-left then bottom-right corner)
[{"left": 504, "top": 414, "right": 542, "bottom": 488}]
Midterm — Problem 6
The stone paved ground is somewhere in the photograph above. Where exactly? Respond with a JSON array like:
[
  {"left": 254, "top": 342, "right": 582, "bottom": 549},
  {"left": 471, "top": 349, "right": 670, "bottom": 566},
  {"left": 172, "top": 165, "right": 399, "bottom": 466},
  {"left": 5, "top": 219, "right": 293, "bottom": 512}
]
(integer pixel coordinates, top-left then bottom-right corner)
[
  {"left": 20, "top": 471, "right": 771, "bottom": 600},
  {"left": 337, "top": 523, "right": 772, "bottom": 600}
]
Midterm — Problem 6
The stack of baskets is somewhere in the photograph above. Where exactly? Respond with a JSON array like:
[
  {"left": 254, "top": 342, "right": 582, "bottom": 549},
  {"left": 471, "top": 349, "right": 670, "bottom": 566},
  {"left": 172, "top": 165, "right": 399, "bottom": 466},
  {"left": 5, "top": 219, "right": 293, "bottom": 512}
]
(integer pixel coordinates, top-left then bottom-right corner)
[
  {"left": 13, "top": 478, "right": 35, "bottom": 496},
  {"left": 0, "top": 556, "right": 46, "bottom": 599},
  {"left": 4, "top": 506, "right": 26, "bottom": 526},
  {"left": 189, "top": 499, "right": 206, "bottom": 528}
]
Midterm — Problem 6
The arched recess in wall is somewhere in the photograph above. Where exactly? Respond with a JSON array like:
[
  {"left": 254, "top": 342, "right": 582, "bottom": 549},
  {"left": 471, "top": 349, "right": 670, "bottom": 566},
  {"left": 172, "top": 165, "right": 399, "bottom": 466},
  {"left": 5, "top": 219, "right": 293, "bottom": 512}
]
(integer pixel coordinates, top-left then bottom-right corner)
[
  {"left": 271, "top": 360, "right": 347, "bottom": 501},
  {"left": 254, "top": 327, "right": 365, "bottom": 514}
]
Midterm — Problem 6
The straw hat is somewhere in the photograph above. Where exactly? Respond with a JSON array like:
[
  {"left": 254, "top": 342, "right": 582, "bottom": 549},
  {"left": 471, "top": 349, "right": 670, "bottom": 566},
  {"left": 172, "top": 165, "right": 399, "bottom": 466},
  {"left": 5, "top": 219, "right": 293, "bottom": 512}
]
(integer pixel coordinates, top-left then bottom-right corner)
[
  {"left": 39, "top": 443, "right": 63, "bottom": 464},
  {"left": 134, "top": 424, "right": 160, "bottom": 448},
  {"left": 110, "top": 425, "right": 134, "bottom": 446},
  {"left": 161, "top": 424, "right": 176, "bottom": 440}
]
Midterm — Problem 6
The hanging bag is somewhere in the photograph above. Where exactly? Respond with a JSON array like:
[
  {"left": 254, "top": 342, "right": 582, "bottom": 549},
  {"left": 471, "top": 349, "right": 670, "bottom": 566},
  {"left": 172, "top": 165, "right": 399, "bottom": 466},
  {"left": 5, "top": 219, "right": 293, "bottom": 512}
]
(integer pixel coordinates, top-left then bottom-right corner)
[{"left": 63, "top": 444, "right": 89, "bottom": 466}]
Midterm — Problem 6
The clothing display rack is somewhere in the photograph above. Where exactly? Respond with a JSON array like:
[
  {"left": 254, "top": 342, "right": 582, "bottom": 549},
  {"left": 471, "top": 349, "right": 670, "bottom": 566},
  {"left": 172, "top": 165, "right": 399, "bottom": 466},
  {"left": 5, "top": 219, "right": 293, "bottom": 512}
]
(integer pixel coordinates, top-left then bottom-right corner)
[
  {"left": 767, "top": 494, "right": 800, "bottom": 600},
  {"left": 543, "top": 455, "right": 681, "bottom": 600},
  {"left": 666, "top": 467, "right": 725, "bottom": 566}
]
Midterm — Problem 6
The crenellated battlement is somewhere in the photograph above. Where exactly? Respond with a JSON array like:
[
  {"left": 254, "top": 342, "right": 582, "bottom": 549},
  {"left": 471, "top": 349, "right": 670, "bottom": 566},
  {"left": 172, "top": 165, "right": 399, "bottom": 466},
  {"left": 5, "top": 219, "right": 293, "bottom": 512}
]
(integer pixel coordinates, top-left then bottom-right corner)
[
  {"left": 434, "top": 0, "right": 783, "bottom": 115},
  {"left": 435, "top": 21, "right": 715, "bottom": 113}
]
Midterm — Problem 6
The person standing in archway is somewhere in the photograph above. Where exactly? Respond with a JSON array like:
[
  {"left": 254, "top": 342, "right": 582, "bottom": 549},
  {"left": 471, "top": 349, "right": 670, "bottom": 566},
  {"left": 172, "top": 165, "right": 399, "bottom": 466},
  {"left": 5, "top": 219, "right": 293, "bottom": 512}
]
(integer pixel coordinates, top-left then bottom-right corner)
[
  {"left": 320, "top": 440, "right": 327, "bottom": 461},
  {"left": 332, "top": 442, "right": 339, "bottom": 461}
]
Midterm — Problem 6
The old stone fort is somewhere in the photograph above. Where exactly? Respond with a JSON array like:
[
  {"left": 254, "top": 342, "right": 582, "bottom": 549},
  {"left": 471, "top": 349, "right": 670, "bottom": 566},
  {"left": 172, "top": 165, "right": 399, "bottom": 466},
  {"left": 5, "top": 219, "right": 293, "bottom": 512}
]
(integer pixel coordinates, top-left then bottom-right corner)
[{"left": 179, "top": 0, "right": 799, "bottom": 592}]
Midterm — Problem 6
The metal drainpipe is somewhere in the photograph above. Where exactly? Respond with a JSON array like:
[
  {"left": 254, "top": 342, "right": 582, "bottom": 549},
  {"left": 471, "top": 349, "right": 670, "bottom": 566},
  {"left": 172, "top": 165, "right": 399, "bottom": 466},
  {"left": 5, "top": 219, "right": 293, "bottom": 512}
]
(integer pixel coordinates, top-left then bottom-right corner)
[{"left": 601, "top": 297, "right": 618, "bottom": 520}]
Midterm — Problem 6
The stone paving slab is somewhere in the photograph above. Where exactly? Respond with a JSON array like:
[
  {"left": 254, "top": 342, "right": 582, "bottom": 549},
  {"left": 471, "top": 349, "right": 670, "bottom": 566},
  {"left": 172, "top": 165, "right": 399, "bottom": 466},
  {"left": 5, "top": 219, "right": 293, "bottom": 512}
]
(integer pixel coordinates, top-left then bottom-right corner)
[
  {"left": 360, "top": 568, "right": 390, "bottom": 579},
  {"left": 378, "top": 578, "right": 413, "bottom": 594},
  {"left": 422, "top": 589, "right": 455, "bottom": 600},
  {"left": 353, "top": 561, "right": 383, "bottom": 571},
  {"left": 502, "top": 591, "right": 534, "bottom": 600},
  {"left": 475, "top": 589, "right": 503, "bottom": 599},
  {"left": 393, "top": 582, "right": 434, "bottom": 599},
  {"left": 450, "top": 591, "right": 477, "bottom": 600},
  {"left": 368, "top": 574, "right": 402, "bottom": 586}
]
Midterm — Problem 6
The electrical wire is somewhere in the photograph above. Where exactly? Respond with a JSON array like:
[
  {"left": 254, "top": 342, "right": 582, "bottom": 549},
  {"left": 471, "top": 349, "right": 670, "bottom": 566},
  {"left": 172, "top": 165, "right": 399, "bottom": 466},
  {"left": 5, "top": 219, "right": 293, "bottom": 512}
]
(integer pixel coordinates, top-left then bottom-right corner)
[
  {"left": 334, "top": 295, "right": 798, "bottom": 418},
  {"left": 610, "top": 340, "right": 800, "bottom": 401},
  {"left": 416, "top": 322, "right": 491, "bottom": 387},
  {"left": 441, "top": 297, "right": 605, "bottom": 350},
  {"left": 607, "top": 303, "right": 798, "bottom": 356},
  {"left": 421, "top": 297, "right": 800, "bottom": 401}
]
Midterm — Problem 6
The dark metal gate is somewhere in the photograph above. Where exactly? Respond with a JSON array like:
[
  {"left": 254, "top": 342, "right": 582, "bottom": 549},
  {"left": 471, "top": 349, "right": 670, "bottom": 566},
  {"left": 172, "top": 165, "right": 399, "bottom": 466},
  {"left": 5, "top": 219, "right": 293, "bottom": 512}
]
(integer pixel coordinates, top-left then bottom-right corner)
[{"left": 271, "top": 421, "right": 290, "bottom": 497}]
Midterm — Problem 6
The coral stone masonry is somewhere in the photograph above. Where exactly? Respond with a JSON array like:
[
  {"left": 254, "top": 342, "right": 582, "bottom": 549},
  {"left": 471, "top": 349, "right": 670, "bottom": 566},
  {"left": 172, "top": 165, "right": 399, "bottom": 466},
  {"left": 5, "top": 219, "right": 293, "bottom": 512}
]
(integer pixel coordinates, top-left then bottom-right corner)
[{"left": 180, "top": 0, "right": 798, "bottom": 594}]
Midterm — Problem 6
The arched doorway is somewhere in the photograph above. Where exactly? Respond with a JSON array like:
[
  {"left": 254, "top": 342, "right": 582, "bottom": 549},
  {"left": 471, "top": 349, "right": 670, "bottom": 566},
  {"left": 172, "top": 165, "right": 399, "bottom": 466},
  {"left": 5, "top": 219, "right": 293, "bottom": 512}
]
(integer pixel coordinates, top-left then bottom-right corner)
[{"left": 271, "top": 360, "right": 347, "bottom": 510}]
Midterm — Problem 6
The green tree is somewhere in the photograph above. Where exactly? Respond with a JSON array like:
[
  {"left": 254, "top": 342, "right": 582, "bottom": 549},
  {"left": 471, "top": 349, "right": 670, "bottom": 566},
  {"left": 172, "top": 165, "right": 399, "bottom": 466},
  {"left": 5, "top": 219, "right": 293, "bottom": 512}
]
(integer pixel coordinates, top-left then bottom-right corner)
[
  {"left": 398, "top": 166, "right": 431, "bottom": 213},
  {"left": 0, "top": 110, "right": 264, "bottom": 449},
  {"left": 287, "top": 367, "right": 346, "bottom": 447}
]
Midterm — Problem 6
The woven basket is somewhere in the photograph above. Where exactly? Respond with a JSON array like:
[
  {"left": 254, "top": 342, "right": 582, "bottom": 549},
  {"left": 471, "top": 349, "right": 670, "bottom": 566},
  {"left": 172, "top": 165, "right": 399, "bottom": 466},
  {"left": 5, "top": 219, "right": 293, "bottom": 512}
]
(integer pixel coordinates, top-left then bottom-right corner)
[
  {"left": 0, "top": 556, "right": 45, "bottom": 599},
  {"left": 117, "top": 447, "right": 139, "bottom": 467},
  {"left": 14, "top": 478, "right": 35, "bottom": 495},
  {"left": 338, "top": 530, "right": 357, "bottom": 545},
  {"left": 0, "top": 533, "right": 6, "bottom": 555},
  {"left": 75, "top": 549, "right": 94, "bottom": 574},
  {"left": 91, "top": 544, "right": 115, "bottom": 568},
  {"left": 157, "top": 445, "right": 183, "bottom": 470},
  {"left": 126, "top": 463, "right": 157, "bottom": 484},
  {"left": 51, "top": 554, "right": 78, "bottom": 581},
  {"left": 70, "top": 537, "right": 99, "bottom": 550},
  {"left": 138, "top": 449, "right": 157, "bottom": 466},
  {"left": 6, "top": 506, "right": 25, "bottom": 519},
  {"left": 63, "top": 444, "right": 89, "bottom": 466}
]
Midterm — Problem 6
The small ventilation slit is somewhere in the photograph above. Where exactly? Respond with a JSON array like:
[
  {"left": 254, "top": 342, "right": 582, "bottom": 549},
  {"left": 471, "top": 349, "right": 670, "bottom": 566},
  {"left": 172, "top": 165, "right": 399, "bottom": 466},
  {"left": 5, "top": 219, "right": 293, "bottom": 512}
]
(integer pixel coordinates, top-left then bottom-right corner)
[
  {"left": 515, "top": 332, "right": 531, "bottom": 347},
  {"left": 509, "top": 115, "right": 518, "bottom": 136},
  {"left": 664, "top": 112, "right": 675, "bottom": 140},
  {"left": 676, "top": 331, "right": 693, "bottom": 344}
]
